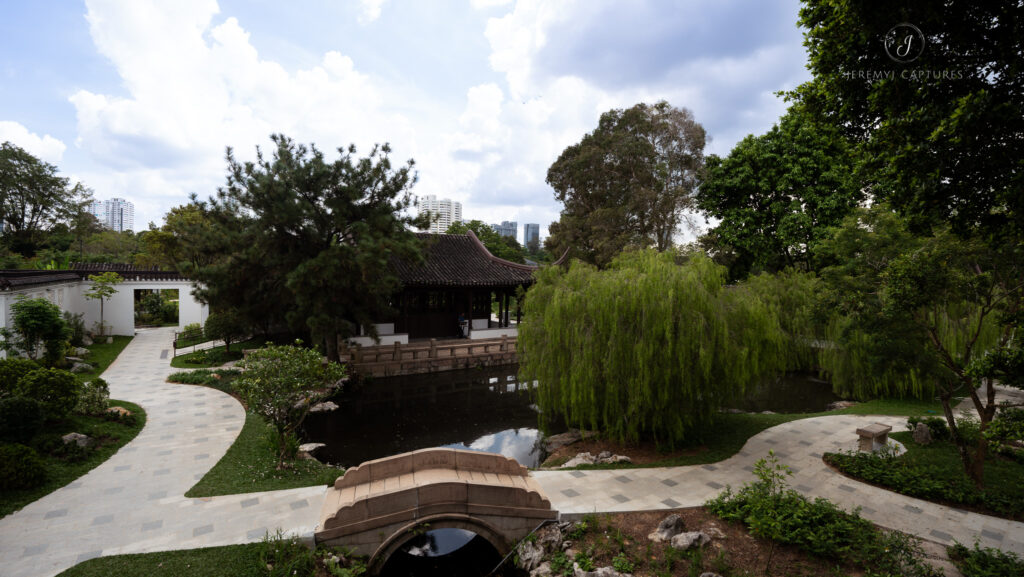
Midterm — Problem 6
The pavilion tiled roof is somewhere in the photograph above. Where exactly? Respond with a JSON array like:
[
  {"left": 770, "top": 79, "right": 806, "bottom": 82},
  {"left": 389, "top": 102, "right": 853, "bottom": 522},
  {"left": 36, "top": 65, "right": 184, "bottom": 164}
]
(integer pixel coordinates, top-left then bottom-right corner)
[{"left": 392, "top": 232, "right": 538, "bottom": 288}]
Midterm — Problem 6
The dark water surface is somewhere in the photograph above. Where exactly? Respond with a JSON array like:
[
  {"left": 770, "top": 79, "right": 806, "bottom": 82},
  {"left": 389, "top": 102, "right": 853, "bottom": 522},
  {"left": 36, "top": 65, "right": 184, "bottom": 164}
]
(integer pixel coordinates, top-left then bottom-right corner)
[
  {"left": 734, "top": 372, "right": 842, "bottom": 413},
  {"left": 302, "top": 364, "right": 545, "bottom": 468}
]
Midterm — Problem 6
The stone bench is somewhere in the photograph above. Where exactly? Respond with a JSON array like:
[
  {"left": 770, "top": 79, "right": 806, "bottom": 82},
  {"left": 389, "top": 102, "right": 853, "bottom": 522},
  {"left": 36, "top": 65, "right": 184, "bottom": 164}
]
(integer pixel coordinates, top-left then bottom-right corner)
[{"left": 856, "top": 423, "right": 892, "bottom": 452}]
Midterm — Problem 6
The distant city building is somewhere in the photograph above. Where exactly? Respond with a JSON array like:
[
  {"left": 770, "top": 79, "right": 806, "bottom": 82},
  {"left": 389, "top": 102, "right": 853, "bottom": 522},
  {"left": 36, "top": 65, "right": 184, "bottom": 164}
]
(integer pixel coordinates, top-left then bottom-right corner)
[
  {"left": 491, "top": 221, "right": 517, "bottom": 239},
  {"left": 524, "top": 223, "right": 540, "bottom": 248},
  {"left": 89, "top": 198, "right": 135, "bottom": 232},
  {"left": 419, "top": 195, "right": 463, "bottom": 234}
]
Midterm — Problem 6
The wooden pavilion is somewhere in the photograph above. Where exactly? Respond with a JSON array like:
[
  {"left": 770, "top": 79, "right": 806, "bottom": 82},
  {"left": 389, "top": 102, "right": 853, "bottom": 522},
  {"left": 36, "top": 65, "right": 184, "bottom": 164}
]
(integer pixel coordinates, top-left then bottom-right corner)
[{"left": 349, "top": 231, "right": 538, "bottom": 345}]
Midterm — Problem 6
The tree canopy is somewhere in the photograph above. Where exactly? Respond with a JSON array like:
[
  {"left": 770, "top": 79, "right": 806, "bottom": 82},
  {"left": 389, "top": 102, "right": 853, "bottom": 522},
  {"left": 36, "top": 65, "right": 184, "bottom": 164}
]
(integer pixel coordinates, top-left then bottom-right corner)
[
  {"left": 183, "top": 134, "right": 427, "bottom": 358},
  {"left": 796, "top": 1, "right": 1024, "bottom": 235},
  {"left": 0, "top": 142, "right": 91, "bottom": 256},
  {"left": 445, "top": 219, "right": 525, "bottom": 263},
  {"left": 545, "top": 101, "right": 706, "bottom": 267},
  {"left": 697, "top": 105, "right": 861, "bottom": 279}
]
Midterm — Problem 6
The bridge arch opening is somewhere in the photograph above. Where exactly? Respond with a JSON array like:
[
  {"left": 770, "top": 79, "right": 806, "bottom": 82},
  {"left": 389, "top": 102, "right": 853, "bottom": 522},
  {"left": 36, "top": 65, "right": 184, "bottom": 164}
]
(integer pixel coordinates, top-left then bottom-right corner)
[{"left": 370, "top": 515, "right": 510, "bottom": 576}]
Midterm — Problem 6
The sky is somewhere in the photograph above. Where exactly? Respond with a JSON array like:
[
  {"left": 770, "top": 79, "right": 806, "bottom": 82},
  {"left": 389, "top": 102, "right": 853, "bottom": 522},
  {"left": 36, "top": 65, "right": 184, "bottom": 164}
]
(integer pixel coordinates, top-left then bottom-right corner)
[{"left": 0, "top": 0, "right": 811, "bottom": 243}]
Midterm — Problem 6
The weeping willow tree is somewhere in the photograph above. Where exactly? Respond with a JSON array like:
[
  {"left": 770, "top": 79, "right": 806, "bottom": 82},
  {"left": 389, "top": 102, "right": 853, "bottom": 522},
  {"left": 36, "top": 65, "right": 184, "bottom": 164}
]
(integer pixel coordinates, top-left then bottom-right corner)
[{"left": 519, "top": 250, "right": 810, "bottom": 447}]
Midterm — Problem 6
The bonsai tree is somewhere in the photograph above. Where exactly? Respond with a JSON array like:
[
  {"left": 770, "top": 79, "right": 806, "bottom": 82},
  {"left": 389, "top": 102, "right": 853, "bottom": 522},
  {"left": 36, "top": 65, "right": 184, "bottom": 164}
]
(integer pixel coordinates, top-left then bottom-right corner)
[
  {"left": 234, "top": 342, "right": 345, "bottom": 468},
  {"left": 83, "top": 272, "right": 123, "bottom": 336}
]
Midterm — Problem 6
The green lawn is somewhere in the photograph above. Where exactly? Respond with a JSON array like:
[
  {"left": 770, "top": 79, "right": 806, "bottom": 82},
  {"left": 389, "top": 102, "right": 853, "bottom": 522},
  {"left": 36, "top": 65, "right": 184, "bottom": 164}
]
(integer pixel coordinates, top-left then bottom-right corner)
[
  {"left": 186, "top": 410, "right": 341, "bottom": 497},
  {"left": 825, "top": 430, "right": 1024, "bottom": 521},
  {"left": 58, "top": 543, "right": 266, "bottom": 577},
  {"left": 170, "top": 338, "right": 263, "bottom": 368},
  {"left": 72, "top": 336, "right": 133, "bottom": 383},
  {"left": 0, "top": 400, "right": 146, "bottom": 518}
]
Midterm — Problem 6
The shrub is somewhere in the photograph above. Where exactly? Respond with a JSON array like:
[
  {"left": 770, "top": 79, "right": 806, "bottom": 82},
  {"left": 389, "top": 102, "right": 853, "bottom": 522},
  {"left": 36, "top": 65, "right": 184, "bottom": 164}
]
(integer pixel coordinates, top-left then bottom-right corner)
[
  {"left": 612, "top": 553, "right": 634, "bottom": 573},
  {"left": 16, "top": 368, "right": 82, "bottom": 419},
  {"left": 0, "top": 358, "right": 40, "bottom": 397},
  {"left": 948, "top": 542, "right": 1024, "bottom": 577},
  {"left": 907, "top": 416, "right": 950, "bottom": 441},
  {"left": 178, "top": 323, "right": 204, "bottom": 346},
  {"left": 0, "top": 297, "right": 69, "bottom": 365},
  {"left": 75, "top": 378, "right": 110, "bottom": 415},
  {"left": 63, "top": 311, "right": 86, "bottom": 347},
  {"left": 256, "top": 530, "right": 317, "bottom": 577},
  {"left": 0, "top": 443, "right": 48, "bottom": 490},
  {"left": 167, "top": 369, "right": 240, "bottom": 386},
  {"left": 0, "top": 396, "right": 45, "bottom": 443},
  {"left": 204, "top": 310, "right": 247, "bottom": 352}
]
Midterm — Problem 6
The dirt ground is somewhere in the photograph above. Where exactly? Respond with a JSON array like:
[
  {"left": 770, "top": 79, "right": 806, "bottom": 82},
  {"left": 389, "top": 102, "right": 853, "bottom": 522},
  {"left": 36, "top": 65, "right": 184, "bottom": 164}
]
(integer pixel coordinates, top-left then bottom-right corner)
[{"left": 557, "top": 507, "right": 865, "bottom": 577}]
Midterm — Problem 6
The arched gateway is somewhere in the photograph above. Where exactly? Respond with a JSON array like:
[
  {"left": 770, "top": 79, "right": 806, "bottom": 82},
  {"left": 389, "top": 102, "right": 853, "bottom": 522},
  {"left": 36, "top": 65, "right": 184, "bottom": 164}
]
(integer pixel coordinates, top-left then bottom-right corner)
[{"left": 315, "top": 448, "right": 558, "bottom": 574}]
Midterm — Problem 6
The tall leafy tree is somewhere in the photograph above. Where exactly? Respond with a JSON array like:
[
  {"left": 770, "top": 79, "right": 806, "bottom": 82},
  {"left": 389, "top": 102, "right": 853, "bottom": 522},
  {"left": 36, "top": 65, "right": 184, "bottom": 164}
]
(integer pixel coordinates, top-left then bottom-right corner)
[
  {"left": 546, "top": 101, "right": 706, "bottom": 267},
  {"left": 185, "top": 135, "right": 427, "bottom": 359},
  {"left": 0, "top": 142, "right": 91, "bottom": 255},
  {"left": 796, "top": 1, "right": 1024, "bottom": 235},
  {"left": 697, "top": 105, "right": 861, "bottom": 279},
  {"left": 84, "top": 272, "right": 124, "bottom": 336},
  {"left": 135, "top": 203, "right": 218, "bottom": 271},
  {"left": 446, "top": 220, "right": 525, "bottom": 263}
]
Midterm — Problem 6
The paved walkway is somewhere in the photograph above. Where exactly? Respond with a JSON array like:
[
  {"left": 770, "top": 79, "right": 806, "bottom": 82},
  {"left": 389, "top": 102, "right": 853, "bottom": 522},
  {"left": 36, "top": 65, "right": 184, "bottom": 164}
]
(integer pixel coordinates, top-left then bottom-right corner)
[
  {"left": 0, "top": 328, "right": 329, "bottom": 577},
  {"left": 534, "top": 411, "right": 1024, "bottom": 557}
]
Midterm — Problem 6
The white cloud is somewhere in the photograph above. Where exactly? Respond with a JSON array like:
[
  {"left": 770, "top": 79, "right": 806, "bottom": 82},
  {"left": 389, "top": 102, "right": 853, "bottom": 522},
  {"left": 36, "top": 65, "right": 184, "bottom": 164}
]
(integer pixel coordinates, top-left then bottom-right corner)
[
  {"left": 470, "top": 0, "right": 514, "bottom": 10},
  {"left": 358, "top": 0, "right": 388, "bottom": 25},
  {"left": 0, "top": 121, "right": 67, "bottom": 163}
]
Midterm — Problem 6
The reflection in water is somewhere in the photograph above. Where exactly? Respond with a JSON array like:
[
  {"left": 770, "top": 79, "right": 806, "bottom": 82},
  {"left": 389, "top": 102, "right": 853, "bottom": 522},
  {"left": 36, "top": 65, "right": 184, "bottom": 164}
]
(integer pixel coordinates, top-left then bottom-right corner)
[
  {"left": 302, "top": 364, "right": 551, "bottom": 468},
  {"left": 381, "top": 531, "right": 508, "bottom": 577},
  {"left": 735, "top": 372, "right": 842, "bottom": 413}
]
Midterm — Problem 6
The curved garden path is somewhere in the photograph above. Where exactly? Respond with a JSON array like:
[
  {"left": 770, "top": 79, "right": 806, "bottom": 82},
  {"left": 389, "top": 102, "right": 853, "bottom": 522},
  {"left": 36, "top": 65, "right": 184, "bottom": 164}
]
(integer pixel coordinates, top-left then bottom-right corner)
[
  {"left": 534, "top": 411, "right": 1024, "bottom": 557},
  {"left": 2, "top": 328, "right": 1020, "bottom": 577},
  {"left": 0, "top": 327, "right": 329, "bottom": 577}
]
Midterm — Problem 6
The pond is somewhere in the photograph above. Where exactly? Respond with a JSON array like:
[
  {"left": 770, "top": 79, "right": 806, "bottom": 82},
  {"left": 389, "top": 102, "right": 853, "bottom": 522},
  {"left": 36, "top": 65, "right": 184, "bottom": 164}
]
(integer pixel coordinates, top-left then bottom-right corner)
[
  {"left": 301, "top": 364, "right": 548, "bottom": 469},
  {"left": 733, "top": 372, "right": 841, "bottom": 414}
]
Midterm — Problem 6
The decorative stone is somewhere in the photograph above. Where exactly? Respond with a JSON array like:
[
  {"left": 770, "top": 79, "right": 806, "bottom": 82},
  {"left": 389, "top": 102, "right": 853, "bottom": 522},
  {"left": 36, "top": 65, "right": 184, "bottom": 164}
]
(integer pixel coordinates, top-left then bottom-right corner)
[
  {"left": 560, "top": 451, "right": 632, "bottom": 468},
  {"left": 670, "top": 531, "right": 711, "bottom": 551},
  {"left": 912, "top": 422, "right": 933, "bottom": 445},
  {"left": 561, "top": 452, "right": 596, "bottom": 468},
  {"left": 106, "top": 336, "right": 113, "bottom": 344},
  {"left": 106, "top": 406, "right": 132, "bottom": 417},
  {"left": 529, "top": 562, "right": 553, "bottom": 577},
  {"left": 70, "top": 362, "right": 95, "bottom": 373},
  {"left": 542, "top": 429, "right": 597, "bottom": 453},
  {"left": 515, "top": 539, "right": 545, "bottom": 571},
  {"left": 648, "top": 514, "right": 685, "bottom": 543},
  {"left": 298, "top": 442, "right": 325, "bottom": 453},
  {"left": 82, "top": 336, "right": 94, "bottom": 346},
  {"left": 574, "top": 566, "right": 632, "bottom": 577},
  {"left": 699, "top": 573, "right": 724, "bottom": 577},
  {"left": 75, "top": 347, "right": 90, "bottom": 356},
  {"left": 65, "top": 356, "right": 84, "bottom": 363},
  {"left": 62, "top": 432, "right": 93, "bottom": 447},
  {"left": 828, "top": 400, "right": 858, "bottom": 411},
  {"left": 310, "top": 401, "right": 339, "bottom": 413}
]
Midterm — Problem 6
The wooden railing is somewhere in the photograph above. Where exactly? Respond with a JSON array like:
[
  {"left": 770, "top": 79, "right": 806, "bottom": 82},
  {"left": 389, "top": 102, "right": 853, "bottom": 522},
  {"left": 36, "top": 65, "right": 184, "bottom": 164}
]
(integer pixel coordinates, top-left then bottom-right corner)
[{"left": 344, "top": 336, "right": 516, "bottom": 363}]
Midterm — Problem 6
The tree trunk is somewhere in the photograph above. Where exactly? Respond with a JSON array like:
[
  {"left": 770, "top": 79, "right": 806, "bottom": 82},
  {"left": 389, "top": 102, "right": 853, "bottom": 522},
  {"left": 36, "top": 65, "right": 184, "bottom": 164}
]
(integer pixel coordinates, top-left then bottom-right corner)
[
  {"left": 325, "top": 332, "right": 340, "bottom": 362},
  {"left": 939, "top": 391, "right": 976, "bottom": 484}
]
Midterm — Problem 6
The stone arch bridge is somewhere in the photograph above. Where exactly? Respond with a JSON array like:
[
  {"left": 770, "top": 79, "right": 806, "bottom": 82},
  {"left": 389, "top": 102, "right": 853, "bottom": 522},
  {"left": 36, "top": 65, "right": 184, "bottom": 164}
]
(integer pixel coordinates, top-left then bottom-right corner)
[{"left": 315, "top": 448, "right": 558, "bottom": 574}]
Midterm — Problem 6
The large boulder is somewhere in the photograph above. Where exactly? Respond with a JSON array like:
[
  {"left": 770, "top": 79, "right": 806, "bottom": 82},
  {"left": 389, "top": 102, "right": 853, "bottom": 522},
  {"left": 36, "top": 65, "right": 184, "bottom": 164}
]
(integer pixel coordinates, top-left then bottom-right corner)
[
  {"left": 515, "top": 539, "right": 546, "bottom": 572},
  {"left": 530, "top": 562, "right": 553, "bottom": 577},
  {"left": 70, "top": 362, "right": 95, "bottom": 374},
  {"left": 912, "top": 422, "right": 933, "bottom": 445},
  {"left": 62, "top": 432, "right": 93, "bottom": 448},
  {"left": 309, "top": 401, "right": 339, "bottom": 413},
  {"left": 648, "top": 514, "right": 685, "bottom": 543},
  {"left": 670, "top": 531, "right": 711, "bottom": 551}
]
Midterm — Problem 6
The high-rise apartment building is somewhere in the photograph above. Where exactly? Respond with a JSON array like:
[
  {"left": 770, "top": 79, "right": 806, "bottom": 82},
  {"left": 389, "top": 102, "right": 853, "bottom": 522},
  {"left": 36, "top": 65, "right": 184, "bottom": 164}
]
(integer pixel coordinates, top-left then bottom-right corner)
[
  {"left": 89, "top": 198, "right": 135, "bottom": 232},
  {"left": 419, "top": 195, "right": 463, "bottom": 234},
  {"left": 524, "top": 223, "right": 540, "bottom": 248},
  {"left": 491, "top": 221, "right": 517, "bottom": 239}
]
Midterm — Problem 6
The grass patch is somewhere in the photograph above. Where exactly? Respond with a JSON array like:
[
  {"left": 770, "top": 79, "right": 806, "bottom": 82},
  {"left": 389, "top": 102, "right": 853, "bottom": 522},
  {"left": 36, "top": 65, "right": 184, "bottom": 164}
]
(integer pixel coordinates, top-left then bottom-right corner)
[
  {"left": 825, "top": 431, "right": 1024, "bottom": 520},
  {"left": 832, "top": 396, "right": 949, "bottom": 416},
  {"left": 167, "top": 369, "right": 241, "bottom": 395},
  {"left": 72, "top": 336, "right": 133, "bottom": 383},
  {"left": 58, "top": 533, "right": 368, "bottom": 577},
  {"left": 186, "top": 411, "right": 341, "bottom": 497},
  {"left": 948, "top": 542, "right": 1024, "bottom": 577},
  {"left": 0, "top": 400, "right": 145, "bottom": 518},
  {"left": 170, "top": 338, "right": 263, "bottom": 369}
]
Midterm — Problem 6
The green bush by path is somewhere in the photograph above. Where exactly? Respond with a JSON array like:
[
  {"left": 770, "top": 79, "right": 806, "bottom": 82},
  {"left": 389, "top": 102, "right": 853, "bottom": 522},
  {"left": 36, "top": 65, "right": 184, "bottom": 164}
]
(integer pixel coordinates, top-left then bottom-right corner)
[
  {"left": 167, "top": 369, "right": 241, "bottom": 393},
  {"left": 948, "top": 542, "right": 1024, "bottom": 577},
  {"left": 824, "top": 431, "right": 1024, "bottom": 520},
  {"left": 16, "top": 368, "right": 81, "bottom": 419},
  {"left": 0, "top": 399, "right": 145, "bottom": 518},
  {"left": 706, "top": 451, "right": 940, "bottom": 576},
  {"left": 169, "top": 338, "right": 262, "bottom": 368},
  {"left": 186, "top": 411, "right": 341, "bottom": 497}
]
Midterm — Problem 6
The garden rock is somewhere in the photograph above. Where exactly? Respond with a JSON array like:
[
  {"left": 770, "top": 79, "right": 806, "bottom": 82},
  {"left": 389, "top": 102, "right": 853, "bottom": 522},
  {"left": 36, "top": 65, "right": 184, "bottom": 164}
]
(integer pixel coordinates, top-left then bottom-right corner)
[
  {"left": 515, "top": 539, "right": 546, "bottom": 571},
  {"left": 561, "top": 451, "right": 632, "bottom": 468},
  {"left": 828, "top": 400, "right": 858, "bottom": 410},
  {"left": 670, "top": 531, "right": 711, "bottom": 551},
  {"left": 542, "top": 429, "right": 597, "bottom": 453},
  {"left": 574, "top": 566, "right": 632, "bottom": 577},
  {"left": 75, "top": 347, "right": 90, "bottom": 356},
  {"left": 106, "top": 406, "right": 131, "bottom": 416},
  {"left": 702, "top": 523, "right": 726, "bottom": 540},
  {"left": 529, "top": 562, "right": 553, "bottom": 577},
  {"left": 913, "top": 422, "right": 933, "bottom": 445},
  {"left": 65, "top": 356, "right": 84, "bottom": 363},
  {"left": 70, "top": 362, "right": 94, "bottom": 373},
  {"left": 297, "top": 442, "right": 325, "bottom": 460},
  {"left": 309, "top": 401, "right": 339, "bottom": 413},
  {"left": 62, "top": 432, "right": 93, "bottom": 447},
  {"left": 82, "top": 335, "right": 94, "bottom": 346},
  {"left": 648, "top": 514, "right": 685, "bottom": 543},
  {"left": 699, "top": 573, "right": 724, "bottom": 577}
]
